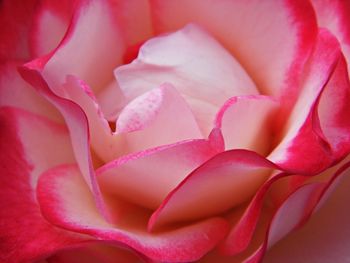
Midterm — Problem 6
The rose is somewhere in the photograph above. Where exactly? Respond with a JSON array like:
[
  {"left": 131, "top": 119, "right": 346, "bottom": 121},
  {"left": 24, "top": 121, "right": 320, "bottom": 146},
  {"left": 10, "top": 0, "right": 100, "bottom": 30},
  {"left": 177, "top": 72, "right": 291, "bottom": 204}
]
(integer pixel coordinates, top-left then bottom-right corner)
[{"left": 1, "top": 0, "right": 350, "bottom": 262}]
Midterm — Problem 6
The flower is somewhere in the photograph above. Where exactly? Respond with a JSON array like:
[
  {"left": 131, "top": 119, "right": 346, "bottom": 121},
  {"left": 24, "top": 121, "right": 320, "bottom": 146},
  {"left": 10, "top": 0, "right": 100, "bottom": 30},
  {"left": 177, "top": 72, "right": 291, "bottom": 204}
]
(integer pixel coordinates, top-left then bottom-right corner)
[{"left": 1, "top": 0, "right": 350, "bottom": 262}]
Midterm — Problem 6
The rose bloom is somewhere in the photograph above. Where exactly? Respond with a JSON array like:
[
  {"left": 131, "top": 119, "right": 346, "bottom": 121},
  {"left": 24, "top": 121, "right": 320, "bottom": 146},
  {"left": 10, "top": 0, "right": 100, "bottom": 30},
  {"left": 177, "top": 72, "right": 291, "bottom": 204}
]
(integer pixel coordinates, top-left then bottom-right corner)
[{"left": 1, "top": 0, "right": 350, "bottom": 262}]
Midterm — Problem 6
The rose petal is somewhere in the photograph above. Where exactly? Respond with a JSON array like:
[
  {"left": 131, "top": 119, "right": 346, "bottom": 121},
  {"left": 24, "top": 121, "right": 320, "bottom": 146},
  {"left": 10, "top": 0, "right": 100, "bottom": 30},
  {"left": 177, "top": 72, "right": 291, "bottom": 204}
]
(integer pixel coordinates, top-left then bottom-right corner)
[
  {"left": 149, "top": 150, "right": 277, "bottom": 231},
  {"left": 97, "top": 137, "right": 221, "bottom": 210},
  {"left": 29, "top": 0, "right": 76, "bottom": 57},
  {"left": 115, "top": 23, "right": 258, "bottom": 135},
  {"left": 114, "top": 83, "right": 203, "bottom": 156},
  {"left": 150, "top": 0, "right": 317, "bottom": 104},
  {"left": 108, "top": 0, "right": 153, "bottom": 46},
  {"left": 218, "top": 159, "right": 350, "bottom": 262},
  {"left": 0, "top": 107, "right": 88, "bottom": 263},
  {"left": 19, "top": 64, "right": 109, "bottom": 220},
  {"left": 42, "top": 0, "right": 125, "bottom": 94},
  {"left": 311, "top": 0, "right": 350, "bottom": 72},
  {"left": 215, "top": 95, "right": 279, "bottom": 155},
  {"left": 0, "top": 62, "right": 62, "bottom": 122},
  {"left": 37, "top": 165, "right": 229, "bottom": 263},
  {"left": 0, "top": 0, "right": 37, "bottom": 61},
  {"left": 268, "top": 29, "right": 350, "bottom": 174},
  {"left": 263, "top": 164, "right": 350, "bottom": 263}
]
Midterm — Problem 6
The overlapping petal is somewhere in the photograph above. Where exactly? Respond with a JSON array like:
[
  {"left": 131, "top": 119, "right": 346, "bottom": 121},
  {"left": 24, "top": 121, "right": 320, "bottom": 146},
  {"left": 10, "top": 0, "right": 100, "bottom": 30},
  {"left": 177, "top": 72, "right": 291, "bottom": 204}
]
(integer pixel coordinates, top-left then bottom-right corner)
[
  {"left": 115, "top": 23, "right": 258, "bottom": 135},
  {"left": 311, "top": 0, "right": 350, "bottom": 72},
  {"left": 97, "top": 136, "right": 222, "bottom": 210},
  {"left": 215, "top": 95, "right": 279, "bottom": 155},
  {"left": 0, "top": 107, "right": 89, "bottom": 263},
  {"left": 150, "top": 0, "right": 317, "bottom": 107},
  {"left": 37, "top": 165, "right": 229, "bottom": 263},
  {"left": 41, "top": 0, "right": 125, "bottom": 95},
  {"left": 0, "top": 62, "right": 61, "bottom": 122},
  {"left": 149, "top": 150, "right": 277, "bottom": 231},
  {"left": 268, "top": 29, "right": 350, "bottom": 174},
  {"left": 29, "top": 0, "right": 76, "bottom": 57}
]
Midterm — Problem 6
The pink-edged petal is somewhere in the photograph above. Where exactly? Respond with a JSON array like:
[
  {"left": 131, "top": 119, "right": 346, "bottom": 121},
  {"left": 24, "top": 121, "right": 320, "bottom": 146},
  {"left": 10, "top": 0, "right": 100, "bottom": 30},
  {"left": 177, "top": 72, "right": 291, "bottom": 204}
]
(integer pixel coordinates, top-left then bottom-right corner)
[
  {"left": 0, "top": 0, "right": 37, "bottom": 61},
  {"left": 42, "top": 0, "right": 125, "bottom": 94},
  {"left": 61, "top": 75, "right": 115, "bottom": 162},
  {"left": 113, "top": 83, "right": 203, "bottom": 157},
  {"left": 149, "top": 150, "right": 277, "bottom": 231},
  {"left": 150, "top": 0, "right": 317, "bottom": 103},
  {"left": 29, "top": 0, "right": 76, "bottom": 57},
  {"left": 311, "top": 0, "right": 350, "bottom": 72},
  {"left": 0, "top": 107, "right": 90, "bottom": 263},
  {"left": 268, "top": 29, "right": 350, "bottom": 174},
  {"left": 0, "top": 107, "right": 75, "bottom": 188},
  {"left": 317, "top": 54, "right": 350, "bottom": 162},
  {"left": 229, "top": 160, "right": 350, "bottom": 263},
  {"left": 115, "top": 23, "right": 258, "bottom": 135},
  {"left": 37, "top": 165, "right": 229, "bottom": 263},
  {"left": 0, "top": 62, "right": 62, "bottom": 122},
  {"left": 261, "top": 162, "right": 350, "bottom": 263},
  {"left": 220, "top": 154, "right": 350, "bottom": 258},
  {"left": 217, "top": 172, "right": 289, "bottom": 256},
  {"left": 215, "top": 95, "right": 279, "bottom": 155},
  {"left": 97, "top": 137, "right": 222, "bottom": 210},
  {"left": 264, "top": 165, "right": 350, "bottom": 263},
  {"left": 19, "top": 64, "right": 109, "bottom": 220}
]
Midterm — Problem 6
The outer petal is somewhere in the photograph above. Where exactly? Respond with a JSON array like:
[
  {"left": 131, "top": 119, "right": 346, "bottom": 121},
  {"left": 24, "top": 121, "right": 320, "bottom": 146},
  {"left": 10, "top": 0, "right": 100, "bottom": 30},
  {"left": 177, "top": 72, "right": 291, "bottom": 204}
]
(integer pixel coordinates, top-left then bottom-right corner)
[
  {"left": 311, "top": 0, "right": 350, "bottom": 72},
  {"left": 0, "top": 107, "right": 89, "bottom": 263},
  {"left": 19, "top": 64, "right": 109, "bottom": 220},
  {"left": 0, "top": 62, "right": 61, "bottom": 122},
  {"left": 37, "top": 165, "right": 229, "bottom": 263},
  {"left": 42, "top": 0, "right": 125, "bottom": 94},
  {"left": 97, "top": 137, "right": 222, "bottom": 210},
  {"left": 268, "top": 29, "right": 350, "bottom": 174},
  {"left": 150, "top": 0, "right": 317, "bottom": 104},
  {"left": 263, "top": 165, "right": 350, "bottom": 263},
  {"left": 115, "top": 23, "right": 258, "bottom": 135},
  {"left": 149, "top": 150, "right": 277, "bottom": 231},
  {"left": 29, "top": 0, "right": 76, "bottom": 57},
  {"left": 215, "top": 95, "right": 279, "bottom": 155}
]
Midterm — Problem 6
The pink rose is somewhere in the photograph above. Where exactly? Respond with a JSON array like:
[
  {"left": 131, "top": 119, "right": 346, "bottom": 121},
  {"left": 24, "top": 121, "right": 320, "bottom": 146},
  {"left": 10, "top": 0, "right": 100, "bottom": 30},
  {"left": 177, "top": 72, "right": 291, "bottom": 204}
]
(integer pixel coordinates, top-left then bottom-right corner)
[{"left": 1, "top": 0, "right": 350, "bottom": 262}]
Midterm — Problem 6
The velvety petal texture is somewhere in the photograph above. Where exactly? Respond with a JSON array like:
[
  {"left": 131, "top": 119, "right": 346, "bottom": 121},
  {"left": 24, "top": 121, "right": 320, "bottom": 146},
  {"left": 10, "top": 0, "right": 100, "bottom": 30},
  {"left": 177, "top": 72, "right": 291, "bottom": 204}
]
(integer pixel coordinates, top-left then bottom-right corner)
[{"left": 2, "top": 0, "right": 350, "bottom": 262}]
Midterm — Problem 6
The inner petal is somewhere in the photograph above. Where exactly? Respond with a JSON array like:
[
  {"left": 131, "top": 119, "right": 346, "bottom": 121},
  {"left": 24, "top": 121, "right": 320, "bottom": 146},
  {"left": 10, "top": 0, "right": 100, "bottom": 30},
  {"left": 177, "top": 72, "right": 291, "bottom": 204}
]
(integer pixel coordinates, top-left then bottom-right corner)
[{"left": 115, "top": 23, "right": 258, "bottom": 135}]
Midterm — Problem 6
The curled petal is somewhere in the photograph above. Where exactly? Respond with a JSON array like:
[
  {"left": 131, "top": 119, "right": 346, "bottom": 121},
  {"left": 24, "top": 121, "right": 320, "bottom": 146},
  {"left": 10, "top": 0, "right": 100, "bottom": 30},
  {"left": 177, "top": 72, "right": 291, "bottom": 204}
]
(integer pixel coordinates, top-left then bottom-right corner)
[
  {"left": 0, "top": 107, "right": 88, "bottom": 263},
  {"left": 0, "top": 62, "right": 61, "bottom": 122},
  {"left": 311, "top": 0, "right": 350, "bottom": 71},
  {"left": 19, "top": 63, "right": 109, "bottom": 220},
  {"left": 97, "top": 137, "right": 221, "bottom": 210},
  {"left": 149, "top": 150, "right": 277, "bottom": 231},
  {"left": 215, "top": 95, "right": 279, "bottom": 155},
  {"left": 42, "top": 0, "right": 126, "bottom": 94},
  {"left": 38, "top": 165, "right": 229, "bottom": 263},
  {"left": 150, "top": 0, "right": 317, "bottom": 105},
  {"left": 115, "top": 23, "right": 258, "bottom": 135},
  {"left": 269, "top": 29, "right": 350, "bottom": 174}
]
